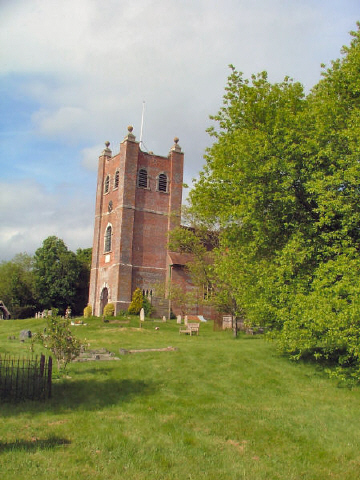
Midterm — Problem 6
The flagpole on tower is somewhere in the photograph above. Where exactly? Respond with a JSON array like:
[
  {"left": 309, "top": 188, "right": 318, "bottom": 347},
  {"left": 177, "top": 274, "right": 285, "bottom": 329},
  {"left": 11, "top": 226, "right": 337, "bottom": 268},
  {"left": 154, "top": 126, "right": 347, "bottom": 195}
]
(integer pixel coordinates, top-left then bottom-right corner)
[{"left": 140, "top": 101, "right": 145, "bottom": 146}]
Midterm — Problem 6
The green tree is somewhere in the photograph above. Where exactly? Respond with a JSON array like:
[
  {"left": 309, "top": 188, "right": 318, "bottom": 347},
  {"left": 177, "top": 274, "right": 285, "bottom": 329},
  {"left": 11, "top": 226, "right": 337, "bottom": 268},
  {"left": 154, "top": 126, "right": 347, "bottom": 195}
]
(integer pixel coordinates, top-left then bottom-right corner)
[
  {"left": 33, "top": 236, "right": 81, "bottom": 315},
  {"left": 274, "top": 24, "right": 360, "bottom": 380},
  {"left": 190, "top": 66, "right": 308, "bottom": 326},
  {"left": 74, "top": 247, "right": 92, "bottom": 315},
  {"left": 0, "top": 253, "right": 37, "bottom": 318},
  {"left": 128, "top": 288, "right": 144, "bottom": 315},
  {"left": 189, "top": 24, "right": 360, "bottom": 380},
  {"left": 34, "top": 313, "right": 81, "bottom": 371}
]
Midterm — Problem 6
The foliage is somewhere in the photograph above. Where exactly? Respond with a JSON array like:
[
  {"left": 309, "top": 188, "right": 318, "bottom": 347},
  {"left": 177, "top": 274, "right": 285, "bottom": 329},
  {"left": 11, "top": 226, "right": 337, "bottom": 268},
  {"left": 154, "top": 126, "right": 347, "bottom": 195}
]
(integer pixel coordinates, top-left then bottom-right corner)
[
  {"left": 33, "top": 313, "right": 81, "bottom": 371},
  {"left": 188, "top": 25, "right": 360, "bottom": 381},
  {"left": 126, "top": 290, "right": 153, "bottom": 317},
  {"left": 103, "top": 302, "right": 115, "bottom": 317},
  {"left": 0, "top": 253, "right": 37, "bottom": 318},
  {"left": 75, "top": 247, "right": 92, "bottom": 268},
  {"left": 142, "top": 295, "right": 153, "bottom": 317},
  {"left": 83, "top": 304, "right": 92, "bottom": 318},
  {"left": 75, "top": 247, "right": 92, "bottom": 314},
  {"left": 0, "top": 242, "right": 91, "bottom": 318},
  {"left": 169, "top": 222, "right": 242, "bottom": 319},
  {"left": 33, "top": 236, "right": 82, "bottom": 315},
  {"left": 127, "top": 288, "right": 144, "bottom": 314},
  {"left": 167, "top": 283, "right": 198, "bottom": 317}
]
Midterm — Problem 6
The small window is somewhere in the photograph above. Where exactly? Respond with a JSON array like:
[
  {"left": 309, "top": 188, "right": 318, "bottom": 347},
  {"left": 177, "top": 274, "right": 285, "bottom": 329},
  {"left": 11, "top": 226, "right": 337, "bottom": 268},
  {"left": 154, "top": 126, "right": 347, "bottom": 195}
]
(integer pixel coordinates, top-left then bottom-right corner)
[
  {"left": 104, "top": 225, "right": 112, "bottom": 252},
  {"left": 114, "top": 171, "right": 119, "bottom": 189},
  {"left": 138, "top": 169, "right": 148, "bottom": 188},
  {"left": 158, "top": 173, "right": 168, "bottom": 192},
  {"left": 104, "top": 175, "right": 110, "bottom": 194}
]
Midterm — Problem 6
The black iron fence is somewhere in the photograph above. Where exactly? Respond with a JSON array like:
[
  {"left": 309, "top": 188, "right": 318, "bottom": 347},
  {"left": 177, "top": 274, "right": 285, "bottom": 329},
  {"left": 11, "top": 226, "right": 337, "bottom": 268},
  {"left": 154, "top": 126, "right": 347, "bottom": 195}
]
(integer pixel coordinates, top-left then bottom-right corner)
[{"left": 0, "top": 354, "right": 52, "bottom": 402}]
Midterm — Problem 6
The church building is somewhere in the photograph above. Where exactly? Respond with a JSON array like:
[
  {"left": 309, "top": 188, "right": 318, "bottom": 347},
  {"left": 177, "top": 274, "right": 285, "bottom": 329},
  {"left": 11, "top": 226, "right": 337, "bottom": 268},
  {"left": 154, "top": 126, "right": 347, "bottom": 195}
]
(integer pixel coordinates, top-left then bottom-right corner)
[{"left": 88, "top": 126, "right": 186, "bottom": 317}]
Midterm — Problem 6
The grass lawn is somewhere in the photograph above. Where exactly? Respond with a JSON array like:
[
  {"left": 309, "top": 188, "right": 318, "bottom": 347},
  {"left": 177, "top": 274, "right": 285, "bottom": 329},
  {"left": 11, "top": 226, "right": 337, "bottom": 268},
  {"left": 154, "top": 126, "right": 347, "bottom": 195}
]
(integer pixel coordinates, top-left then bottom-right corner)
[{"left": 0, "top": 316, "right": 359, "bottom": 479}]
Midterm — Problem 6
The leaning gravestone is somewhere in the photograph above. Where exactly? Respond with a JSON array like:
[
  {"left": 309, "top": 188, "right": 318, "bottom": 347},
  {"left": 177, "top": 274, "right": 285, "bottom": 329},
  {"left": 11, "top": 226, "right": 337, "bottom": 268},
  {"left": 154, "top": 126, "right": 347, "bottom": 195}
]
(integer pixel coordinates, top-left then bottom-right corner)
[
  {"left": 140, "top": 308, "right": 145, "bottom": 322},
  {"left": 19, "top": 330, "right": 32, "bottom": 341}
]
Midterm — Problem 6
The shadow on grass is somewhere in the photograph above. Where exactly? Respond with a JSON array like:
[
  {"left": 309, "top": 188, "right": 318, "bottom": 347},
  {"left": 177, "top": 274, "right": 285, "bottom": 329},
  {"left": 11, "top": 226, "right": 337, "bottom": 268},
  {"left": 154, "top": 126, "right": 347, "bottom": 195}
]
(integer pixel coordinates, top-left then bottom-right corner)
[
  {"left": 0, "top": 378, "right": 157, "bottom": 415},
  {"left": 53, "top": 378, "right": 157, "bottom": 410},
  {"left": 0, "top": 436, "right": 71, "bottom": 453}
]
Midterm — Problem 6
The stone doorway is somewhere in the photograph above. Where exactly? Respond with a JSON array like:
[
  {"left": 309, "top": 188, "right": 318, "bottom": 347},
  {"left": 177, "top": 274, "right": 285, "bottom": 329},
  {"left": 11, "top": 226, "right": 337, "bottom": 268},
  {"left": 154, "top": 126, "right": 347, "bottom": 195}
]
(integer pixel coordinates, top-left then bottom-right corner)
[{"left": 100, "top": 287, "right": 108, "bottom": 315}]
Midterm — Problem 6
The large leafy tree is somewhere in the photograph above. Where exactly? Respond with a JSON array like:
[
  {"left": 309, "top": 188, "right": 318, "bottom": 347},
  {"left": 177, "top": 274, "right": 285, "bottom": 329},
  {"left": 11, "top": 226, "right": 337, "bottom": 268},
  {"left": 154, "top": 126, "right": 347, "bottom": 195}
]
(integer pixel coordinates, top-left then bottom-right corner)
[
  {"left": 33, "top": 236, "right": 82, "bottom": 315},
  {"left": 188, "top": 24, "right": 360, "bottom": 380},
  {"left": 190, "top": 67, "right": 309, "bottom": 324},
  {"left": 0, "top": 253, "right": 37, "bottom": 318},
  {"left": 74, "top": 247, "right": 92, "bottom": 315}
]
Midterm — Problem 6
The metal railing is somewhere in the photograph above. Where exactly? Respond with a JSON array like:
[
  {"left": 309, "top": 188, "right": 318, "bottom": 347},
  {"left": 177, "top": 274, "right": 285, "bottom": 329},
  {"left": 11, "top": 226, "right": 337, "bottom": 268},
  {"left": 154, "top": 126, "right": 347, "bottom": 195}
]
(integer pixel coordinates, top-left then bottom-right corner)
[{"left": 0, "top": 354, "right": 52, "bottom": 402}]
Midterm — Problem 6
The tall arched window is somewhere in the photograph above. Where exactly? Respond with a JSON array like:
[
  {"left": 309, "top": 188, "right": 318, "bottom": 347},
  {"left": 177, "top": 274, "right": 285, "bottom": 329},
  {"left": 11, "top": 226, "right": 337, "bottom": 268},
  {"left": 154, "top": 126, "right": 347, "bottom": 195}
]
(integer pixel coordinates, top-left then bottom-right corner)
[
  {"left": 138, "top": 168, "right": 148, "bottom": 188},
  {"left": 114, "top": 170, "right": 119, "bottom": 189},
  {"left": 104, "top": 175, "right": 110, "bottom": 194},
  {"left": 104, "top": 225, "right": 112, "bottom": 252},
  {"left": 157, "top": 173, "right": 168, "bottom": 192}
]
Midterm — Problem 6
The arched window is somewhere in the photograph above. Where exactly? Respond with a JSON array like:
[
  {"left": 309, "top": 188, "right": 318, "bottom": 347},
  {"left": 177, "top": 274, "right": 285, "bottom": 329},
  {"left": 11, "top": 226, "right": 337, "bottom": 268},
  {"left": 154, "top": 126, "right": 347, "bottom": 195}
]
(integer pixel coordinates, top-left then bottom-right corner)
[
  {"left": 104, "top": 225, "right": 112, "bottom": 252},
  {"left": 104, "top": 175, "right": 110, "bottom": 194},
  {"left": 157, "top": 173, "right": 168, "bottom": 192},
  {"left": 114, "top": 170, "right": 119, "bottom": 189},
  {"left": 138, "top": 168, "right": 148, "bottom": 188}
]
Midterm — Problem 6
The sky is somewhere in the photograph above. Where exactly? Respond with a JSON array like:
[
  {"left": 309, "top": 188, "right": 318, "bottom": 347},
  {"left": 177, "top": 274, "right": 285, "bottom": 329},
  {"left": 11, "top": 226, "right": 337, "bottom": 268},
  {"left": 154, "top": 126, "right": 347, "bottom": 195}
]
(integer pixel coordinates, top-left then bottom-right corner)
[{"left": 1, "top": 0, "right": 359, "bottom": 261}]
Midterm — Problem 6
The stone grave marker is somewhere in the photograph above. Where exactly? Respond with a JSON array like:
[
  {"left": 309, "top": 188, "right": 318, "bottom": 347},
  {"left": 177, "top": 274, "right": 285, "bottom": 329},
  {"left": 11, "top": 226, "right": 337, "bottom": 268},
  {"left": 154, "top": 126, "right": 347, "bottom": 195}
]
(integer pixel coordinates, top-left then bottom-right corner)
[{"left": 19, "top": 330, "right": 32, "bottom": 341}]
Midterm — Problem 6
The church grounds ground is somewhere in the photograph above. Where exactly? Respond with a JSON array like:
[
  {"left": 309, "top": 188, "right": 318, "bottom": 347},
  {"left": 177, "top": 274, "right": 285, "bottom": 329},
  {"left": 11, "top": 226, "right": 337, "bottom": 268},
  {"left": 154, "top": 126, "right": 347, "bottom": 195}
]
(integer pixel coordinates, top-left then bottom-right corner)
[{"left": 0, "top": 316, "right": 359, "bottom": 479}]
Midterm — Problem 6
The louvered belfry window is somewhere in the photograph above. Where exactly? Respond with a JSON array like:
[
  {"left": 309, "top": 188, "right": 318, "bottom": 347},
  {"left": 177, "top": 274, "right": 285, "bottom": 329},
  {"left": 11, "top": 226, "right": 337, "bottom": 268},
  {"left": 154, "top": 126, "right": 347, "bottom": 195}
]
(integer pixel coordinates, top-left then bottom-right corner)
[
  {"left": 138, "top": 169, "right": 148, "bottom": 188},
  {"left": 104, "top": 175, "right": 110, "bottom": 194},
  {"left": 158, "top": 173, "right": 167, "bottom": 192},
  {"left": 114, "top": 170, "right": 119, "bottom": 189}
]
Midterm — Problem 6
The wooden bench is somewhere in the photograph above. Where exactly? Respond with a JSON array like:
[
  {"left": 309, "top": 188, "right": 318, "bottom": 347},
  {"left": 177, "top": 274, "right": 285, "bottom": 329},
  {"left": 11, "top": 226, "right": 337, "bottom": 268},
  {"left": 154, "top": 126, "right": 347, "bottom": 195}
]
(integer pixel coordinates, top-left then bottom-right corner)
[{"left": 179, "top": 322, "right": 200, "bottom": 336}]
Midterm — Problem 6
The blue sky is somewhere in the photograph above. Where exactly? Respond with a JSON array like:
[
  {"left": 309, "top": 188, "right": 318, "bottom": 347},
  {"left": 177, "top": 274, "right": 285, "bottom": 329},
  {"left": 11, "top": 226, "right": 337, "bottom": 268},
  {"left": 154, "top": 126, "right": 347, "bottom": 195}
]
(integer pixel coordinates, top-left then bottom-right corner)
[{"left": 1, "top": 0, "right": 359, "bottom": 261}]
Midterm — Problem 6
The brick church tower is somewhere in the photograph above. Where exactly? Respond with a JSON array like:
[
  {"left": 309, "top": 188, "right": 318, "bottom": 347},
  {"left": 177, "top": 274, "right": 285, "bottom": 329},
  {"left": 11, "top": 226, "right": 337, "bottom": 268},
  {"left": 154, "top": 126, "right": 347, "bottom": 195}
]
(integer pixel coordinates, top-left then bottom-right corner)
[{"left": 88, "top": 126, "right": 184, "bottom": 316}]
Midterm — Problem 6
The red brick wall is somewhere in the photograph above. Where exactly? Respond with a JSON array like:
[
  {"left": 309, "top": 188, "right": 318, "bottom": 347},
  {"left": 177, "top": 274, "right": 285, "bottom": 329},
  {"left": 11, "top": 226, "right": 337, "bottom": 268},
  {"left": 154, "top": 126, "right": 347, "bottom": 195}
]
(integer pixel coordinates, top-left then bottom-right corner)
[{"left": 88, "top": 129, "right": 184, "bottom": 316}]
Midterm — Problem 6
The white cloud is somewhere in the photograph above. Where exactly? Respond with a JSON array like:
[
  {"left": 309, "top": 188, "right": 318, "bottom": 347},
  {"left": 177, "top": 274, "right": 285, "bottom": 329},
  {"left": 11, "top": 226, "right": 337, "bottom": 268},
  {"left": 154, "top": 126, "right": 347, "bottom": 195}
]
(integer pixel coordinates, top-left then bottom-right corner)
[
  {"left": 81, "top": 144, "right": 104, "bottom": 171},
  {"left": 1, "top": 0, "right": 359, "bottom": 261},
  {"left": 3, "top": 0, "right": 358, "bottom": 150},
  {"left": 0, "top": 180, "right": 94, "bottom": 260},
  {"left": 32, "top": 106, "right": 88, "bottom": 139}
]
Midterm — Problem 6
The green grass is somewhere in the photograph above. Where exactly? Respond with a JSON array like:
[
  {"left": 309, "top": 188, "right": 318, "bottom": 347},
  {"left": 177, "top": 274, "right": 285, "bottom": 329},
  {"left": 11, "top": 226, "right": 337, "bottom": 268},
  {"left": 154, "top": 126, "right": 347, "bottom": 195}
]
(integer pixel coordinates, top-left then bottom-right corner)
[{"left": 1, "top": 316, "right": 359, "bottom": 479}]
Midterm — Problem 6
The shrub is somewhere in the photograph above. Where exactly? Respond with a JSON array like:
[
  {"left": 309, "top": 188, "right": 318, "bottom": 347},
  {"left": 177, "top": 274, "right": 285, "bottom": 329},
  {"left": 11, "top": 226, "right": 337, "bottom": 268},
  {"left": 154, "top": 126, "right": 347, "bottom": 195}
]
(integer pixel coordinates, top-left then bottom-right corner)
[
  {"left": 83, "top": 305, "right": 92, "bottom": 318},
  {"left": 103, "top": 303, "right": 115, "bottom": 317},
  {"left": 128, "top": 288, "right": 144, "bottom": 314},
  {"left": 143, "top": 295, "right": 153, "bottom": 317},
  {"left": 11, "top": 305, "right": 37, "bottom": 320},
  {"left": 33, "top": 314, "right": 81, "bottom": 372}
]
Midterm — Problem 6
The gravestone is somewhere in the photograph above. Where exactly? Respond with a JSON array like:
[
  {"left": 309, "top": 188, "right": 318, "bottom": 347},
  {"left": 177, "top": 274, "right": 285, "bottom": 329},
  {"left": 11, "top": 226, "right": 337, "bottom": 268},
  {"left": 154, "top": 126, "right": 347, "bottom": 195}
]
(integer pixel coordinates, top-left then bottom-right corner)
[
  {"left": 19, "top": 330, "right": 32, "bottom": 341},
  {"left": 176, "top": 315, "right": 182, "bottom": 324},
  {"left": 162, "top": 315, "right": 166, "bottom": 322},
  {"left": 184, "top": 315, "right": 188, "bottom": 325},
  {"left": 222, "top": 316, "right": 233, "bottom": 330},
  {"left": 140, "top": 308, "right": 145, "bottom": 322}
]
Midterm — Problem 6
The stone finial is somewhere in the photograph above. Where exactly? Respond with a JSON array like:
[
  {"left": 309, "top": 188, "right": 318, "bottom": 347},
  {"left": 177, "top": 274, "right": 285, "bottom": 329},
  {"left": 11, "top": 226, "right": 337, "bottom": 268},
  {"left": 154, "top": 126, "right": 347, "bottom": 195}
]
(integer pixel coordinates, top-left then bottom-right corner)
[
  {"left": 102, "top": 141, "right": 112, "bottom": 157},
  {"left": 124, "top": 125, "right": 136, "bottom": 142},
  {"left": 170, "top": 136, "right": 181, "bottom": 153}
]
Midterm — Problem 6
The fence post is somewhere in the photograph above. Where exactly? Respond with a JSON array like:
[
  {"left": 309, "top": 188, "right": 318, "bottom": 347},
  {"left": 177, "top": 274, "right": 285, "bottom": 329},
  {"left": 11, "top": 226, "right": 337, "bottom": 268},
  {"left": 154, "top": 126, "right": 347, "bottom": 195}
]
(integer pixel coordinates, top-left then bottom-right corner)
[
  {"left": 40, "top": 354, "right": 45, "bottom": 377},
  {"left": 47, "top": 356, "right": 52, "bottom": 399}
]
